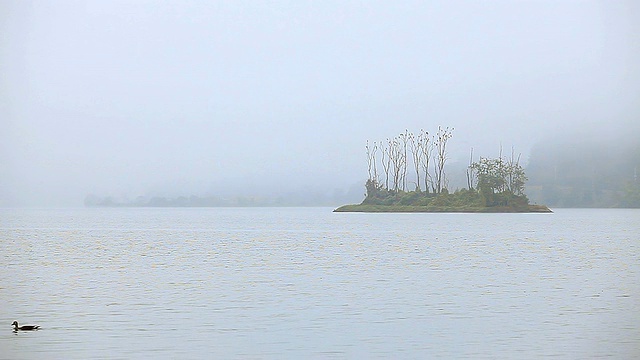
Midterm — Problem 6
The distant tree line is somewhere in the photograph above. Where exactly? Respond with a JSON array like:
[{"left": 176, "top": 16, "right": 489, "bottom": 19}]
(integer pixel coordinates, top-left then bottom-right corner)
[
  {"left": 525, "top": 137, "right": 640, "bottom": 208},
  {"left": 84, "top": 185, "right": 364, "bottom": 208}
]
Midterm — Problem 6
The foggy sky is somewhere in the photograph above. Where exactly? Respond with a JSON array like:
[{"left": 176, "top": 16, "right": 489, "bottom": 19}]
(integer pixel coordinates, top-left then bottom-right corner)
[{"left": 2, "top": 1, "right": 639, "bottom": 206}]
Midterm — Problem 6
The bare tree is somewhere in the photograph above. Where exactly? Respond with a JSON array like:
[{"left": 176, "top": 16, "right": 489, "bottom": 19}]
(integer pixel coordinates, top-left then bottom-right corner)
[
  {"left": 372, "top": 141, "right": 379, "bottom": 183},
  {"left": 381, "top": 139, "right": 391, "bottom": 190},
  {"left": 366, "top": 140, "right": 374, "bottom": 181},
  {"left": 389, "top": 137, "right": 403, "bottom": 192},
  {"left": 418, "top": 129, "right": 433, "bottom": 193},
  {"left": 409, "top": 132, "right": 423, "bottom": 192},
  {"left": 364, "top": 127, "right": 454, "bottom": 195},
  {"left": 433, "top": 126, "right": 453, "bottom": 193},
  {"left": 466, "top": 147, "right": 475, "bottom": 190},
  {"left": 398, "top": 130, "right": 410, "bottom": 191},
  {"left": 505, "top": 146, "right": 526, "bottom": 195}
]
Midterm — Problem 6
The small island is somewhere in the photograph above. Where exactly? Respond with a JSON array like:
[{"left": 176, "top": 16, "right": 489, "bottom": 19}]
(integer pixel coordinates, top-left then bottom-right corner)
[{"left": 335, "top": 127, "right": 552, "bottom": 213}]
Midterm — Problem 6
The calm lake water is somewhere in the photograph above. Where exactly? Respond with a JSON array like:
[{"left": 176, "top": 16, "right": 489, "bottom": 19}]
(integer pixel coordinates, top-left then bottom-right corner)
[{"left": 1, "top": 207, "right": 638, "bottom": 359}]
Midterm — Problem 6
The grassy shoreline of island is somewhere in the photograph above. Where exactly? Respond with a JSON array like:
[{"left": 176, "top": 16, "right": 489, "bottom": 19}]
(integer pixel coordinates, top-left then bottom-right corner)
[{"left": 333, "top": 203, "right": 552, "bottom": 213}]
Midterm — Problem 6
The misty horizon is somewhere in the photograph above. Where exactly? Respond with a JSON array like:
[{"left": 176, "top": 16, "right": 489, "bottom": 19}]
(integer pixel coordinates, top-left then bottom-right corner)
[{"left": 2, "top": 1, "right": 639, "bottom": 207}]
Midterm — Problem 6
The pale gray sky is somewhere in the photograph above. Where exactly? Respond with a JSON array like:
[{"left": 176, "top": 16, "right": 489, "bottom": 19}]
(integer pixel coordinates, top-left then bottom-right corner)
[{"left": 1, "top": 0, "right": 638, "bottom": 206}]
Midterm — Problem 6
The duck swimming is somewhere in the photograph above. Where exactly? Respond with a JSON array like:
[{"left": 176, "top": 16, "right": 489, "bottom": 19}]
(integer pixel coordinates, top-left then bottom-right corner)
[{"left": 12, "top": 321, "right": 39, "bottom": 331}]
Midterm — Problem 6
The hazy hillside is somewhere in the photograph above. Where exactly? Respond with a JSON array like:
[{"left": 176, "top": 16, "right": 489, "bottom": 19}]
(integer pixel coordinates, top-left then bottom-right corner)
[{"left": 525, "top": 135, "right": 640, "bottom": 207}]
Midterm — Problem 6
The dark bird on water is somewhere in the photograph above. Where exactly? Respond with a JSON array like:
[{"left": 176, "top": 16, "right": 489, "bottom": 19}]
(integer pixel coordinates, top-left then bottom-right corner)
[{"left": 12, "top": 321, "right": 40, "bottom": 331}]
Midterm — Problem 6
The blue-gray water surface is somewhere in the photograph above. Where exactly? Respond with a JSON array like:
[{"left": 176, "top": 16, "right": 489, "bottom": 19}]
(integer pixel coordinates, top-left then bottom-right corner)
[{"left": 1, "top": 207, "right": 639, "bottom": 359}]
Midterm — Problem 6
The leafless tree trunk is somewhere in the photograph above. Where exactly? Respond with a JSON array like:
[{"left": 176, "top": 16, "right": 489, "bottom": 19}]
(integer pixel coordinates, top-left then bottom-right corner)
[
  {"left": 418, "top": 130, "right": 433, "bottom": 194},
  {"left": 365, "top": 127, "right": 454, "bottom": 194},
  {"left": 505, "top": 146, "right": 522, "bottom": 194},
  {"left": 381, "top": 139, "right": 391, "bottom": 190},
  {"left": 366, "top": 140, "right": 374, "bottom": 181},
  {"left": 398, "top": 130, "right": 410, "bottom": 191},
  {"left": 409, "top": 132, "right": 422, "bottom": 192},
  {"left": 389, "top": 137, "right": 403, "bottom": 192},
  {"left": 372, "top": 141, "right": 379, "bottom": 183},
  {"left": 466, "top": 147, "right": 474, "bottom": 190},
  {"left": 434, "top": 126, "right": 453, "bottom": 193}
]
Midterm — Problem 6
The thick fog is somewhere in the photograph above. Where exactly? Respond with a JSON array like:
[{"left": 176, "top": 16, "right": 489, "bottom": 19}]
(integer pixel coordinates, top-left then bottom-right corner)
[{"left": 2, "top": 1, "right": 638, "bottom": 206}]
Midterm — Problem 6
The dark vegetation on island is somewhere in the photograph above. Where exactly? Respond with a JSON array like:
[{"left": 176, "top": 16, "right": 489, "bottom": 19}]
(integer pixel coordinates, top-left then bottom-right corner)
[{"left": 334, "top": 127, "right": 552, "bottom": 213}]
